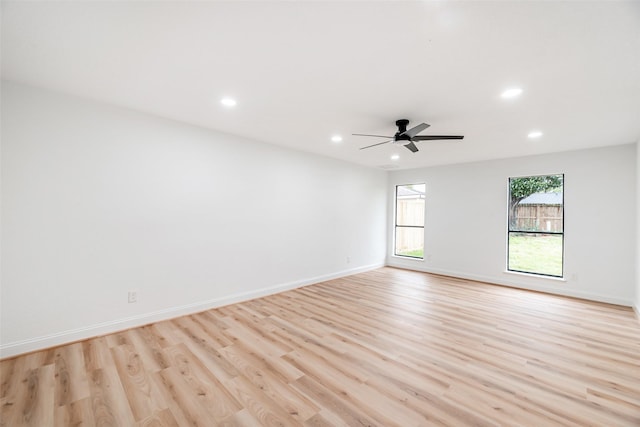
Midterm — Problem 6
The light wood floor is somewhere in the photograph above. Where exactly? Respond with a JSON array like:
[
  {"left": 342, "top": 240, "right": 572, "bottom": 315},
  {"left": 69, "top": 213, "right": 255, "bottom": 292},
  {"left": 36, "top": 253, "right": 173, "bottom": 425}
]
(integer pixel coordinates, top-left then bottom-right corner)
[{"left": 2, "top": 267, "right": 639, "bottom": 426}]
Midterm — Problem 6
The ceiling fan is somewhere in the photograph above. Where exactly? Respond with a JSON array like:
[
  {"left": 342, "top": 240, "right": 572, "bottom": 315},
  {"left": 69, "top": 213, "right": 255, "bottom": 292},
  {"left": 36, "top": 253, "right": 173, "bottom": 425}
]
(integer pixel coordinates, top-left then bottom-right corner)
[{"left": 354, "top": 119, "right": 464, "bottom": 153}]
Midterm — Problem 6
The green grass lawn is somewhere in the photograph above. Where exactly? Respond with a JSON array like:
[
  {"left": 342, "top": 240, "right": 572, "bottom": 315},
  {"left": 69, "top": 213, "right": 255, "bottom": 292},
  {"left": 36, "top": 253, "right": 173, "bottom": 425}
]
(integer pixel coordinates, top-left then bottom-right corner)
[
  {"left": 508, "top": 233, "right": 563, "bottom": 277},
  {"left": 396, "top": 248, "right": 424, "bottom": 258}
]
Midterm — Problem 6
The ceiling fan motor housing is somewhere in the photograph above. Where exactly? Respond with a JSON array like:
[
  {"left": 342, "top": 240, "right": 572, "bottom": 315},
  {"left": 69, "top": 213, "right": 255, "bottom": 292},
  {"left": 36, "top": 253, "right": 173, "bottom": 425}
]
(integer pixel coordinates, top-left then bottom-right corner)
[
  {"left": 396, "top": 119, "right": 410, "bottom": 133},
  {"left": 395, "top": 119, "right": 411, "bottom": 141}
]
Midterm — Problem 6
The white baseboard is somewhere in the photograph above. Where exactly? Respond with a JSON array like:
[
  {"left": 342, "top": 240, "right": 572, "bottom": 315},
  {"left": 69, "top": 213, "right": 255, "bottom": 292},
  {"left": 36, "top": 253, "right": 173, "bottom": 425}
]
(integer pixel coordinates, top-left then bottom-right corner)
[
  {"left": 386, "top": 259, "right": 633, "bottom": 307},
  {"left": 0, "top": 262, "right": 384, "bottom": 359}
]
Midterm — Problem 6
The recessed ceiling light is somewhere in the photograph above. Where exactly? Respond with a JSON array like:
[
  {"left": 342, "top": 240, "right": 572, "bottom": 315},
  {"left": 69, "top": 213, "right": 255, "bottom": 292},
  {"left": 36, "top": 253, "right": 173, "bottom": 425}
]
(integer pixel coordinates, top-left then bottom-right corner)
[
  {"left": 390, "top": 154, "right": 400, "bottom": 160},
  {"left": 331, "top": 135, "right": 343, "bottom": 143},
  {"left": 501, "top": 87, "right": 523, "bottom": 99},
  {"left": 220, "top": 97, "right": 237, "bottom": 107},
  {"left": 528, "top": 130, "right": 543, "bottom": 139}
]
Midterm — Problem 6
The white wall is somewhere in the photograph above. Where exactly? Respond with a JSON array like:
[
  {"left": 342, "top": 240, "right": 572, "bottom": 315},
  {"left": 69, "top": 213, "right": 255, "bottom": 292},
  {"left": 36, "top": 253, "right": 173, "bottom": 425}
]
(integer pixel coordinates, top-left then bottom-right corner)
[
  {"left": 636, "top": 141, "right": 640, "bottom": 317},
  {"left": 0, "top": 81, "right": 387, "bottom": 357},
  {"left": 388, "top": 145, "right": 637, "bottom": 306}
]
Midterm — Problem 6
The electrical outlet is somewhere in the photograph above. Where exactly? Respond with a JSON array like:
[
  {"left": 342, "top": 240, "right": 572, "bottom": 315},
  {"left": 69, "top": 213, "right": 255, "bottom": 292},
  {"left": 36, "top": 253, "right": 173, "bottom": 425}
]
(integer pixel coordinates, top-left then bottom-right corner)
[
  {"left": 128, "top": 290, "right": 138, "bottom": 303},
  {"left": 346, "top": 256, "right": 351, "bottom": 264}
]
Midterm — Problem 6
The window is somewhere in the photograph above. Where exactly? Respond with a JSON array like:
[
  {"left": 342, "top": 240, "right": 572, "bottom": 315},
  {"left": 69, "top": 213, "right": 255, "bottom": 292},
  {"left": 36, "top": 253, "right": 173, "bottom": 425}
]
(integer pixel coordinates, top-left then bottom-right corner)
[
  {"left": 508, "top": 174, "right": 564, "bottom": 277},
  {"left": 395, "top": 183, "right": 425, "bottom": 258}
]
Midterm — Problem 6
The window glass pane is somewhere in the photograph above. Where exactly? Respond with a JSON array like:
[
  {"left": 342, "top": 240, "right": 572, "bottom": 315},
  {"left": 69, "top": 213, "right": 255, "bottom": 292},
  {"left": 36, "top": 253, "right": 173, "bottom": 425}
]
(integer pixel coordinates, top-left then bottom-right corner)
[
  {"left": 395, "top": 183, "right": 425, "bottom": 259},
  {"left": 509, "top": 175, "right": 563, "bottom": 232},
  {"left": 507, "top": 174, "right": 564, "bottom": 277},
  {"left": 395, "top": 227, "right": 424, "bottom": 258},
  {"left": 396, "top": 184, "right": 425, "bottom": 226},
  {"left": 508, "top": 233, "right": 563, "bottom": 277}
]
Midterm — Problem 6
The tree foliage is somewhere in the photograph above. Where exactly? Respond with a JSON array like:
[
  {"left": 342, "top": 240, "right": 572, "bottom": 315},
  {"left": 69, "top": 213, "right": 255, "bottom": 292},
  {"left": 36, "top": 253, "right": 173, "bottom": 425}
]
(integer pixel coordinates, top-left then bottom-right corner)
[
  {"left": 509, "top": 175, "right": 562, "bottom": 228},
  {"left": 510, "top": 175, "right": 562, "bottom": 201}
]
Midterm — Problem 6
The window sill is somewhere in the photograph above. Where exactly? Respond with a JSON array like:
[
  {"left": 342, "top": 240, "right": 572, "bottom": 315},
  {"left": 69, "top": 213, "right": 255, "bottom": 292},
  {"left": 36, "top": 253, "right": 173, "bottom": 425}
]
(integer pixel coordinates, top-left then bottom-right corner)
[
  {"left": 503, "top": 270, "right": 566, "bottom": 282},
  {"left": 392, "top": 255, "right": 424, "bottom": 261}
]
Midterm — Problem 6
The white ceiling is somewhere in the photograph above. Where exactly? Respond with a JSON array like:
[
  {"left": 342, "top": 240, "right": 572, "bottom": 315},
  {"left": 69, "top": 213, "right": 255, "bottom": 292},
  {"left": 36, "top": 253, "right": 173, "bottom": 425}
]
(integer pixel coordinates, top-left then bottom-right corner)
[{"left": 2, "top": 1, "right": 639, "bottom": 170}]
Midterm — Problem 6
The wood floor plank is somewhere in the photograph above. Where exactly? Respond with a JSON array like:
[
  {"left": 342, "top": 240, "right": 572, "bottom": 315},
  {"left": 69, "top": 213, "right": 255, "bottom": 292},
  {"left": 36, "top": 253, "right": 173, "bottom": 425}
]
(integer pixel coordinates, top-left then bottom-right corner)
[
  {"left": 2, "top": 267, "right": 639, "bottom": 426},
  {"left": 155, "top": 366, "right": 215, "bottom": 426},
  {"left": 218, "top": 408, "right": 263, "bottom": 427},
  {"left": 219, "top": 345, "right": 319, "bottom": 421},
  {"left": 53, "top": 343, "right": 90, "bottom": 408},
  {"left": 54, "top": 397, "right": 95, "bottom": 427},
  {"left": 125, "top": 327, "right": 171, "bottom": 373},
  {"left": 291, "top": 375, "right": 380, "bottom": 427},
  {"left": 222, "top": 374, "right": 303, "bottom": 427},
  {"left": 146, "top": 372, "right": 195, "bottom": 427},
  {"left": 166, "top": 320, "right": 240, "bottom": 383},
  {"left": 161, "top": 343, "right": 242, "bottom": 422},
  {"left": 110, "top": 343, "right": 168, "bottom": 422},
  {"left": 87, "top": 367, "right": 136, "bottom": 427},
  {"left": 136, "top": 408, "right": 180, "bottom": 427},
  {"left": 3, "top": 364, "right": 56, "bottom": 427}
]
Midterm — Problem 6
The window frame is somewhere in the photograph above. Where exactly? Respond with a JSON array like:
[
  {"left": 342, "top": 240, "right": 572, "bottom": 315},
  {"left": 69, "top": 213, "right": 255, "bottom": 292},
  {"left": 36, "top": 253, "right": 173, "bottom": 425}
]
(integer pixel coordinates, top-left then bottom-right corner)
[
  {"left": 507, "top": 174, "right": 565, "bottom": 278},
  {"left": 394, "top": 183, "right": 426, "bottom": 259}
]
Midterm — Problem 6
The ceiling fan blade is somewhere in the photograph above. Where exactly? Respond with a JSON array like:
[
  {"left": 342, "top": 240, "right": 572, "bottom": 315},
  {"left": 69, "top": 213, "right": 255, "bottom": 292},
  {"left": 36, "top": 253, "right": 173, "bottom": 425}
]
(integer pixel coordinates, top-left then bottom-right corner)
[
  {"left": 402, "top": 123, "right": 430, "bottom": 138},
  {"left": 352, "top": 133, "right": 393, "bottom": 138},
  {"left": 404, "top": 142, "right": 419, "bottom": 153},
  {"left": 412, "top": 135, "right": 464, "bottom": 141},
  {"left": 359, "top": 140, "right": 392, "bottom": 150}
]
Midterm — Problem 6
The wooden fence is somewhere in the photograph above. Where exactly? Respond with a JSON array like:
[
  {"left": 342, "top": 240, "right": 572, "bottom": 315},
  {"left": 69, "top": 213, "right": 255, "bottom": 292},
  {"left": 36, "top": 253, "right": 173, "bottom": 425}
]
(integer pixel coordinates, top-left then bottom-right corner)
[
  {"left": 396, "top": 199, "right": 425, "bottom": 252},
  {"left": 514, "top": 204, "right": 563, "bottom": 232}
]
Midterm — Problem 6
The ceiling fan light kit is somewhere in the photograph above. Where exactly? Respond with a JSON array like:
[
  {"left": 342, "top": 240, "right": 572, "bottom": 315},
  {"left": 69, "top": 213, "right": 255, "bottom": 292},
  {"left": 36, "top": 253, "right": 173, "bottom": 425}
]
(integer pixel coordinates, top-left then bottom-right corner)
[{"left": 354, "top": 119, "right": 464, "bottom": 153}]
